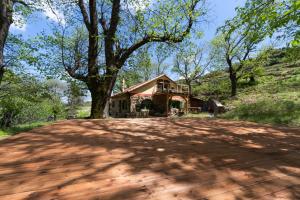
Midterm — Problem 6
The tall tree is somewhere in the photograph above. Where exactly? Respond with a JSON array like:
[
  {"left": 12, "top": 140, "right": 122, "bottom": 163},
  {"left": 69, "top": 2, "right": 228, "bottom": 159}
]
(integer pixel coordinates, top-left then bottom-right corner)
[
  {"left": 238, "top": 0, "right": 299, "bottom": 46},
  {"left": 45, "top": 0, "right": 206, "bottom": 118},
  {"left": 65, "top": 80, "right": 86, "bottom": 117},
  {"left": 213, "top": 6, "right": 269, "bottom": 96},
  {"left": 153, "top": 43, "right": 173, "bottom": 76},
  {"left": 0, "top": 0, "right": 34, "bottom": 85},
  {"left": 0, "top": 71, "right": 64, "bottom": 128},
  {"left": 132, "top": 46, "right": 154, "bottom": 81},
  {"left": 172, "top": 42, "right": 212, "bottom": 95}
]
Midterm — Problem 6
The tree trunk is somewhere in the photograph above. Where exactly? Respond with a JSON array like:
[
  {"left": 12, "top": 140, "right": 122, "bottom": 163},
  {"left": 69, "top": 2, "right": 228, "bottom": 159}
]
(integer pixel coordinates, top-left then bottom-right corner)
[
  {"left": 230, "top": 72, "right": 237, "bottom": 97},
  {"left": 88, "top": 74, "right": 117, "bottom": 119},
  {"left": 0, "top": 0, "right": 13, "bottom": 86},
  {"left": 0, "top": 29, "right": 8, "bottom": 86},
  {"left": 227, "top": 58, "right": 238, "bottom": 97},
  {"left": 89, "top": 89, "right": 111, "bottom": 118},
  {"left": 0, "top": 66, "right": 4, "bottom": 85},
  {"left": 0, "top": 111, "right": 14, "bottom": 128}
]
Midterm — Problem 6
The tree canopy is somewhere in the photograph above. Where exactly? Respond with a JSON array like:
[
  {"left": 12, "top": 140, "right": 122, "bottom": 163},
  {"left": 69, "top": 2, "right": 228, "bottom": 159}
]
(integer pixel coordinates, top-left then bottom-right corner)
[{"left": 40, "top": 0, "right": 207, "bottom": 118}]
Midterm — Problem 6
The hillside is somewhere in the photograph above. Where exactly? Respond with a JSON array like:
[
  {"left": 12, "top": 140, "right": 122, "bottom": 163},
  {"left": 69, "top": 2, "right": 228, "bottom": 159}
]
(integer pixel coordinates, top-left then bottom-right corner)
[{"left": 194, "top": 48, "right": 300, "bottom": 127}]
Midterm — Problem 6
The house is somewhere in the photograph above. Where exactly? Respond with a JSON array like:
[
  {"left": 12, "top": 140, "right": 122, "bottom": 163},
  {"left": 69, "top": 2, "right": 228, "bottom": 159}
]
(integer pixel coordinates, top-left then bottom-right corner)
[{"left": 109, "top": 74, "right": 191, "bottom": 117}]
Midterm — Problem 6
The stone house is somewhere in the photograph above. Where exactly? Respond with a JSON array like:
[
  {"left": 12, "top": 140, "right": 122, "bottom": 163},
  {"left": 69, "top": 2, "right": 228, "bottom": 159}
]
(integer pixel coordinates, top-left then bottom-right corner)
[{"left": 109, "top": 74, "right": 190, "bottom": 117}]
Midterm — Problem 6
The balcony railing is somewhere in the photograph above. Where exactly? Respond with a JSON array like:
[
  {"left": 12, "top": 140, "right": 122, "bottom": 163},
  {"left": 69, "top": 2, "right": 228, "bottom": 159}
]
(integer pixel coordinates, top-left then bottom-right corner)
[{"left": 156, "top": 83, "right": 189, "bottom": 94}]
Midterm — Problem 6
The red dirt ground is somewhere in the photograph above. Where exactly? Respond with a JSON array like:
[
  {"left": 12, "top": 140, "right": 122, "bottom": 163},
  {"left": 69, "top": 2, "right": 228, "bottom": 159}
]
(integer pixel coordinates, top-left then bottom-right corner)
[{"left": 0, "top": 118, "right": 299, "bottom": 200}]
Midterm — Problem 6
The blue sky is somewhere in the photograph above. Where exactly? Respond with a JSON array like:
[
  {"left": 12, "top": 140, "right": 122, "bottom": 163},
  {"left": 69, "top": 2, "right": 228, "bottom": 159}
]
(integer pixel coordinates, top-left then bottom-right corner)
[
  {"left": 203, "top": 0, "right": 246, "bottom": 41},
  {"left": 12, "top": 0, "right": 246, "bottom": 40},
  {"left": 11, "top": 0, "right": 246, "bottom": 80}
]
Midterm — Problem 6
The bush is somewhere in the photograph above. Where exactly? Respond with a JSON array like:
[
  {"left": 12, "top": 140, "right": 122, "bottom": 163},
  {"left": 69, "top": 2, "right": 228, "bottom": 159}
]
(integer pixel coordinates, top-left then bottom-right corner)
[
  {"left": 222, "top": 100, "right": 300, "bottom": 126},
  {"left": 0, "top": 72, "right": 66, "bottom": 128}
]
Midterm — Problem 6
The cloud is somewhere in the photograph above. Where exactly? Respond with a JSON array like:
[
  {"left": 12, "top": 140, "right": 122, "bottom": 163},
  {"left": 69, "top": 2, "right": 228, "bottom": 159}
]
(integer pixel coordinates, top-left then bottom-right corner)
[
  {"left": 43, "top": 7, "right": 65, "bottom": 25},
  {"left": 126, "top": 0, "right": 152, "bottom": 12},
  {"left": 11, "top": 23, "right": 27, "bottom": 32},
  {"left": 11, "top": 14, "right": 27, "bottom": 32}
]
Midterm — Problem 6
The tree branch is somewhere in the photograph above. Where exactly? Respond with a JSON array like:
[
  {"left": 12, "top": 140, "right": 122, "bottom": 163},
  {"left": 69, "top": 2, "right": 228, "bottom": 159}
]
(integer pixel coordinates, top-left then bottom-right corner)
[
  {"left": 60, "top": 27, "right": 87, "bottom": 82},
  {"left": 78, "top": 0, "right": 91, "bottom": 31},
  {"left": 104, "top": 0, "right": 121, "bottom": 66},
  {"left": 12, "top": 0, "right": 30, "bottom": 7},
  {"left": 108, "top": 0, "right": 121, "bottom": 38},
  {"left": 118, "top": 0, "right": 199, "bottom": 66}
]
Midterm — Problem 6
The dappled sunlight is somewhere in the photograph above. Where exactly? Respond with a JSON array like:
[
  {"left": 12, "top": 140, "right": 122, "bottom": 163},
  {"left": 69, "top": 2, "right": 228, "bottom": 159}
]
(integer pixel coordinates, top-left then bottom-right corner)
[{"left": 0, "top": 118, "right": 299, "bottom": 199}]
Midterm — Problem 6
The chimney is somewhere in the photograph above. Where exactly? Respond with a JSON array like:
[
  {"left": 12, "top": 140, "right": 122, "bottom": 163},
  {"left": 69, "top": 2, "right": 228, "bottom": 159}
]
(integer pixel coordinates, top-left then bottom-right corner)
[{"left": 122, "top": 78, "right": 126, "bottom": 92}]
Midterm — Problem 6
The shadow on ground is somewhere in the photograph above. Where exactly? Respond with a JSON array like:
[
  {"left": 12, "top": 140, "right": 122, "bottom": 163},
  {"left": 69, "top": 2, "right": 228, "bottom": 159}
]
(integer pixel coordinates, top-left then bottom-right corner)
[{"left": 0, "top": 118, "right": 299, "bottom": 200}]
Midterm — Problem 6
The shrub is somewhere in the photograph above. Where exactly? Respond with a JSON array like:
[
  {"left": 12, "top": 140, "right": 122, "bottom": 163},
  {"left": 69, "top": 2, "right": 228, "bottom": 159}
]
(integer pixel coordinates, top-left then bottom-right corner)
[{"left": 222, "top": 99, "right": 300, "bottom": 126}]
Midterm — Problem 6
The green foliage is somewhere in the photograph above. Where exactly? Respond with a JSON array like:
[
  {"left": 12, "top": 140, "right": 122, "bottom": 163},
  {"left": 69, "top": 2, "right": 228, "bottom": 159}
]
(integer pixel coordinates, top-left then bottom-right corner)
[
  {"left": 227, "top": 63, "right": 299, "bottom": 126},
  {"left": 4, "top": 34, "right": 39, "bottom": 71},
  {"left": 76, "top": 105, "right": 90, "bottom": 118},
  {"left": 193, "top": 47, "right": 300, "bottom": 100},
  {"left": 115, "top": 46, "right": 156, "bottom": 92},
  {"left": 182, "top": 112, "right": 211, "bottom": 119},
  {"left": 65, "top": 80, "right": 87, "bottom": 117},
  {"left": 115, "top": 69, "right": 142, "bottom": 93},
  {"left": 193, "top": 71, "right": 231, "bottom": 100},
  {"left": 282, "top": 46, "right": 300, "bottom": 63},
  {"left": 0, "top": 71, "right": 66, "bottom": 128},
  {"left": 222, "top": 100, "right": 300, "bottom": 126},
  {"left": 152, "top": 43, "right": 173, "bottom": 76},
  {"left": 237, "top": 0, "right": 300, "bottom": 46},
  {"left": 0, "top": 121, "right": 53, "bottom": 138},
  {"left": 172, "top": 40, "right": 212, "bottom": 94},
  {"left": 133, "top": 47, "right": 153, "bottom": 81},
  {"left": 194, "top": 46, "right": 300, "bottom": 126}
]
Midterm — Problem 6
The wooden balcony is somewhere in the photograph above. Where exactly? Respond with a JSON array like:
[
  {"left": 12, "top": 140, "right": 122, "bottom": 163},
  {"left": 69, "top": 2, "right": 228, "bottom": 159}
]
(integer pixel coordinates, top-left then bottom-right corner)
[{"left": 156, "top": 80, "right": 189, "bottom": 95}]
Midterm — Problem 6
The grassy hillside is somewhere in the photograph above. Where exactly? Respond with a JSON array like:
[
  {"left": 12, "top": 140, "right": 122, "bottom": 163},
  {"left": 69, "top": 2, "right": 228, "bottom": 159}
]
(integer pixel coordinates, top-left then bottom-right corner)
[
  {"left": 194, "top": 48, "right": 300, "bottom": 127},
  {"left": 0, "top": 122, "right": 54, "bottom": 139}
]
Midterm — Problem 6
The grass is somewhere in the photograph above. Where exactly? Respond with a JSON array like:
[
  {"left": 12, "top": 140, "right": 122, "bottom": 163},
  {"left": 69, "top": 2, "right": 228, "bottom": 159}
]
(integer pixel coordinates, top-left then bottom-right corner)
[
  {"left": 0, "top": 121, "right": 53, "bottom": 138},
  {"left": 219, "top": 61, "right": 300, "bottom": 127},
  {"left": 183, "top": 112, "right": 212, "bottom": 118},
  {"left": 194, "top": 51, "right": 300, "bottom": 127},
  {"left": 221, "top": 99, "right": 300, "bottom": 127},
  {"left": 76, "top": 105, "right": 90, "bottom": 118}
]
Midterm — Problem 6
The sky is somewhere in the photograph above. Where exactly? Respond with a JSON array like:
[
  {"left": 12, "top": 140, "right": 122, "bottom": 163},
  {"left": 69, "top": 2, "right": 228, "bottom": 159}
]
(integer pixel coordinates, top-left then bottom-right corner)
[
  {"left": 11, "top": 0, "right": 246, "bottom": 40},
  {"left": 202, "top": 0, "right": 246, "bottom": 41},
  {"left": 10, "top": 0, "right": 246, "bottom": 80}
]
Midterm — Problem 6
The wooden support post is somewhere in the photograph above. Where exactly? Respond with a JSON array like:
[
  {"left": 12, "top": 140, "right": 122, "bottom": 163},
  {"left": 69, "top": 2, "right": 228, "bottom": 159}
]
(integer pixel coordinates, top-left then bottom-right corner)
[
  {"left": 166, "top": 93, "right": 169, "bottom": 116},
  {"left": 185, "top": 96, "right": 189, "bottom": 114}
]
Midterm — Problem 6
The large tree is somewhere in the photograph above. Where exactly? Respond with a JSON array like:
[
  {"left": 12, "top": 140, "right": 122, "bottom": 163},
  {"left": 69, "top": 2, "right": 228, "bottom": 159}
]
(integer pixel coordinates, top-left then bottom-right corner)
[
  {"left": 213, "top": 6, "right": 269, "bottom": 96},
  {"left": 0, "top": 0, "right": 35, "bottom": 85},
  {"left": 131, "top": 46, "right": 154, "bottom": 82},
  {"left": 172, "top": 42, "right": 212, "bottom": 95},
  {"left": 0, "top": 71, "right": 64, "bottom": 128},
  {"left": 152, "top": 43, "right": 173, "bottom": 76},
  {"left": 45, "top": 0, "right": 206, "bottom": 118},
  {"left": 238, "top": 0, "right": 299, "bottom": 46}
]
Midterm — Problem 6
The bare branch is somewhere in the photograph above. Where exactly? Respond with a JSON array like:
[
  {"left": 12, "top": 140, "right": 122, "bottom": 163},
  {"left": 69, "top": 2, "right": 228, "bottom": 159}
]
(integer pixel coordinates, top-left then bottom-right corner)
[
  {"left": 108, "top": 0, "right": 121, "bottom": 37},
  {"left": 118, "top": 0, "right": 200, "bottom": 66},
  {"left": 78, "top": 0, "right": 91, "bottom": 31},
  {"left": 12, "top": 0, "right": 30, "bottom": 7}
]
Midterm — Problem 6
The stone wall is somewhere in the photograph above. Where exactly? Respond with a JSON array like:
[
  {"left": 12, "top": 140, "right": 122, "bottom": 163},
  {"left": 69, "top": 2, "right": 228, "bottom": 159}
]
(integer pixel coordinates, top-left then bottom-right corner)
[{"left": 130, "top": 95, "right": 153, "bottom": 113}]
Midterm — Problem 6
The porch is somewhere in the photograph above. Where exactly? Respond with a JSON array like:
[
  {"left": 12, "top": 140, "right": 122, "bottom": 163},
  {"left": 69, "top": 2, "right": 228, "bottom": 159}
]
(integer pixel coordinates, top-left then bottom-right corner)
[{"left": 133, "top": 93, "right": 189, "bottom": 117}]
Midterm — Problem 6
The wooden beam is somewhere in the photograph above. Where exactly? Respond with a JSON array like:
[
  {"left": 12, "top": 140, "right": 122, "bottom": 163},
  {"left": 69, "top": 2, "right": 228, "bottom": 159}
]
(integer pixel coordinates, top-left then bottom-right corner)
[
  {"left": 185, "top": 96, "right": 189, "bottom": 114},
  {"left": 166, "top": 93, "right": 169, "bottom": 116}
]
